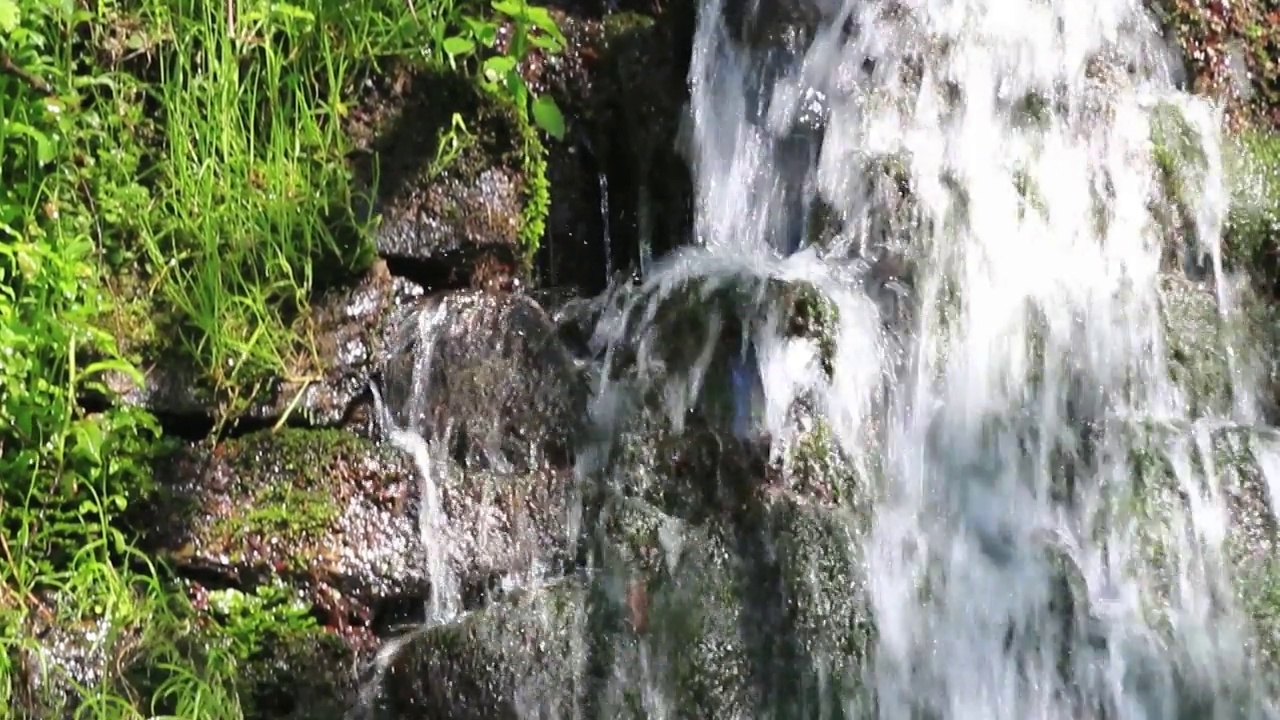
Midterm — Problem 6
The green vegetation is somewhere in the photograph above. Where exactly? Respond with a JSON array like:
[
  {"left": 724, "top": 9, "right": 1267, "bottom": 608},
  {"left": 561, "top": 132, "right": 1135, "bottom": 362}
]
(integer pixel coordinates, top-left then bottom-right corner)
[
  {"left": 0, "top": 0, "right": 565, "bottom": 716},
  {"left": 1152, "top": 0, "right": 1280, "bottom": 127}
]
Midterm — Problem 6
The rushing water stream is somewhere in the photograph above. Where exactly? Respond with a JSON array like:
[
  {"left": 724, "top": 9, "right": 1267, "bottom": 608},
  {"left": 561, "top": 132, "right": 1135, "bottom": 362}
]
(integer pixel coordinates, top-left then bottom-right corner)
[{"left": 363, "top": 0, "right": 1280, "bottom": 717}]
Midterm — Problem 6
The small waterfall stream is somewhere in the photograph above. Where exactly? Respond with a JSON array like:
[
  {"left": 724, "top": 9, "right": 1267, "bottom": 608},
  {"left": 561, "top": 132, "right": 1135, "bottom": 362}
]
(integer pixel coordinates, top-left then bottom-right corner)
[{"left": 362, "top": 0, "right": 1280, "bottom": 717}]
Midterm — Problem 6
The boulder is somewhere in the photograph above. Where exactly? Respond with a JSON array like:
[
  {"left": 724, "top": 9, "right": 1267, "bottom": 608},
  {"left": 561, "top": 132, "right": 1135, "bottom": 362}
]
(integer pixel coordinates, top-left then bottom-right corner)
[
  {"left": 371, "top": 492, "right": 872, "bottom": 719},
  {"left": 377, "top": 290, "right": 590, "bottom": 472},
  {"left": 100, "top": 260, "right": 424, "bottom": 430},
  {"left": 136, "top": 427, "right": 579, "bottom": 629},
  {"left": 346, "top": 65, "right": 534, "bottom": 284}
]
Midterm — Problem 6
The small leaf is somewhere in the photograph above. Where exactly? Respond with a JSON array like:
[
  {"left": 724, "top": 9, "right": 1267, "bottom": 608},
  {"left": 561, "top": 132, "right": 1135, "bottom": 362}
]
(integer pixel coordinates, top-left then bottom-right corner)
[
  {"left": 531, "top": 95, "right": 566, "bottom": 140},
  {"left": 443, "top": 35, "right": 475, "bottom": 57},
  {"left": 0, "top": 0, "right": 19, "bottom": 34},
  {"left": 530, "top": 33, "right": 563, "bottom": 52},
  {"left": 483, "top": 54, "right": 517, "bottom": 84}
]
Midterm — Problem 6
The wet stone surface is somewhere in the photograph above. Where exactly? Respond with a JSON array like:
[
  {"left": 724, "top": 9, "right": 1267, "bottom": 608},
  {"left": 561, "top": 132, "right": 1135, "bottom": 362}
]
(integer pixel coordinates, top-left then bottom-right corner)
[
  {"left": 346, "top": 65, "right": 529, "bottom": 282},
  {"left": 101, "top": 260, "right": 425, "bottom": 429},
  {"left": 136, "top": 424, "right": 580, "bottom": 632},
  {"left": 136, "top": 429, "right": 427, "bottom": 627},
  {"left": 378, "top": 290, "right": 590, "bottom": 473}
]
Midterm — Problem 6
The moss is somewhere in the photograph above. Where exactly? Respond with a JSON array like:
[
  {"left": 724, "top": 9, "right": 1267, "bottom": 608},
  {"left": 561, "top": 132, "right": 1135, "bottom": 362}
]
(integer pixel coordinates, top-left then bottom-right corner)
[
  {"left": 786, "top": 281, "right": 840, "bottom": 378},
  {"left": 146, "top": 427, "right": 408, "bottom": 582},
  {"left": 1225, "top": 131, "right": 1280, "bottom": 288},
  {"left": 201, "top": 430, "right": 380, "bottom": 567},
  {"left": 517, "top": 114, "right": 552, "bottom": 267}
]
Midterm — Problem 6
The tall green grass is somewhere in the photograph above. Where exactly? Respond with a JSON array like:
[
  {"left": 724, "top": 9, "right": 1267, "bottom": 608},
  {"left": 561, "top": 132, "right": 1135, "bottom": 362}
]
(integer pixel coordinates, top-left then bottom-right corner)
[{"left": 1, "top": 0, "right": 564, "bottom": 716}]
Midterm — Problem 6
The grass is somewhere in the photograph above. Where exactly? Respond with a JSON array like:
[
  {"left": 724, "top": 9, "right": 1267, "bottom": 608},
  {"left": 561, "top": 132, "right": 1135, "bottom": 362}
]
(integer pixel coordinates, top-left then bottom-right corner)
[
  {"left": 0, "top": 0, "right": 565, "bottom": 716},
  {"left": 129, "top": 0, "right": 379, "bottom": 420}
]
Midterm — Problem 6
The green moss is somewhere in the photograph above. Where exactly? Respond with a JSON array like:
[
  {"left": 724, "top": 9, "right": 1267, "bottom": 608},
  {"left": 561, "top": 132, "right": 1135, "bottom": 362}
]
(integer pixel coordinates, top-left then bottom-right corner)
[
  {"left": 517, "top": 111, "right": 552, "bottom": 267},
  {"left": 1225, "top": 131, "right": 1280, "bottom": 285},
  {"left": 787, "top": 281, "right": 840, "bottom": 378},
  {"left": 190, "top": 429, "right": 385, "bottom": 571}
]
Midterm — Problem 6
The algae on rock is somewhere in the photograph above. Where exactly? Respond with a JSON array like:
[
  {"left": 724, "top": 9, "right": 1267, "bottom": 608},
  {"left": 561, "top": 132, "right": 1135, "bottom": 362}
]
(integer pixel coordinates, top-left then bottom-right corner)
[{"left": 349, "top": 65, "right": 549, "bottom": 280}]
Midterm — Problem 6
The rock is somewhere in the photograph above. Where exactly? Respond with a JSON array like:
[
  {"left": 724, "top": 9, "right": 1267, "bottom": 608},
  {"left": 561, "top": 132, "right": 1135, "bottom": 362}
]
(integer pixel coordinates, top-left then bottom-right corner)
[
  {"left": 588, "top": 270, "right": 845, "bottom": 442},
  {"left": 1120, "top": 420, "right": 1280, "bottom": 696},
  {"left": 346, "top": 65, "right": 534, "bottom": 283},
  {"left": 101, "top": 260, "right": 424, "bottom": 430},
  {"left": 136, "top": 427, "right": 578, "bottom": 633},
  {"left": 372, "top": 493, "right": 872, "bottom": 719},
  {"left": 168, "top": 581, "right": 362, "bottom": 720},
  {"left": 1157, "top": 272, "right": 1280, "bottom": 420},
  {"left": 135, "top": 429, "right": 426, "bottom": 627},
  {"left": 368, "top": 579, "right": 589, "bottom": 720},
  {"left": 378, "top": 290, "right": 589, "bottom": 472},
  {"left": 519, "top": 1, "right": 696, "bottom": 291},
  {"left": 4, "top": 591, "right": 136, "bottom": 719}
]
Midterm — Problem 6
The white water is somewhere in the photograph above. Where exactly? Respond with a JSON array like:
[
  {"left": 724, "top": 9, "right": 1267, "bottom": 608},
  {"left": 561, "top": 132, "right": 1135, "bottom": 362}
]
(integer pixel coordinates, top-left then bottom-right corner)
[
  {"left": 359, "top": 0, "right": 1280, "bottom": 716},
  {"left": 601, "top": 0, "right": 1280, "bottom": 716},
  {"left": 377, "top": 300, "right": 461, "bottom": 626}
]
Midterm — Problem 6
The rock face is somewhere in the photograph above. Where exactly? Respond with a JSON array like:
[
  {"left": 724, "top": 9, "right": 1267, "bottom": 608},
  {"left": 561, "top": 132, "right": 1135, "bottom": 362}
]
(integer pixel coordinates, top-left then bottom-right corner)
[
  {"left": 138, "top": 429, "right": 427, "bottom": 627},
  {"left": 379, "top": 290, "right": 590, "bottom": 471},
  {"left": 347, "top": 66, "right": 533, "bottom": 285},
  {"left": 138, "top": 424, "right": 580, "bottom": 626},
  {"left": 101, "top": 260, "right": 425, "bottom": 430}
]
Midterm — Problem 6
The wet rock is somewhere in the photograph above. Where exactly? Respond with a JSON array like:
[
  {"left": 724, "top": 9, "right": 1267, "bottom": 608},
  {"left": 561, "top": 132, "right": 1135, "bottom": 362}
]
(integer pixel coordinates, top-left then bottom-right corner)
[
  {"left": 369, "top": 579, "right": 588, "bottom": 720},
  {"left": 137, "top": 426, "right": 579, "bottom": 636},
  {"left": 1157, "top": 272, "right": 1280, "bottom": 420},
  {"left": 591, "top": 270, "right": 845, "bottom": 438},
  {"left": 101, "top": 260, "right": 424, "bottom": 430},
  {"left": 1121, "top": 421, "right": 1280, "bottom": 675},
  {"left": 373, "top": 492, "right": 871, "bottom": 719},
  {"left": 587, "top": 7, "right": 697, "bottom": 274},
  {"left": 346, "top": 65, "right": 533, "bottom": 283},
  {"left": 378, "top": 290, "right": 589, "bottom": 472},
  {"left": 522, "top": 1, "right": 696, "bottom": 290},
  {"left": 4, "top": 592, "right": 134, "bottom": 719},
  {"left": 135, "top": 429, "right": 426, "bottom": 626}
]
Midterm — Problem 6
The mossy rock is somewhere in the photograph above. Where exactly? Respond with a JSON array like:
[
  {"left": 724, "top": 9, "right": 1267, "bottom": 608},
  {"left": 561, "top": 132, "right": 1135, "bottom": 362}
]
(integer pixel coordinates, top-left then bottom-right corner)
[
  {"left": 349, "top": 64, "right": 536, "bottom": 279},
  {"left": 136, "top": 428, "right": 428, "bottom": 618},
  {"left": 98, "top": 259, "right": 425, "bottom": 429},
  {"left": 1225, "top": 131, "right": 1280, "bottom": 293},
  {"left": 370, "top": 579, "right": 589, "bottom": 720},
  {"left": 374, "top": 493, "right": 871, "bottom": 719},
  {"left": 1110, "top": 420, "right": 1280, "bottom": 698},
  {"left": 590, "top": 494, "right": 873, "bottom": 717}
]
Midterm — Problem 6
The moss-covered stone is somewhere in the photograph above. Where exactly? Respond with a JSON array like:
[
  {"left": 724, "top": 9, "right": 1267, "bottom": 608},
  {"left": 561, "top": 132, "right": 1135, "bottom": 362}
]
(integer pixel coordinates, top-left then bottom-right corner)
[
  {"left": 376, "top": 491, "right": 871, "bottom": 719},
  {"left": 1114, "top": 421, "right": 1280, "bottom": 683},
  {"left": 348, "top": 63, "right": 541, "bottom": 281},
  {"left": 200, "top": 581, "right": 358, "bottom": 720},
  {"left": 136, "top": 428, "right": 427, "bottom": 620},
  {"left": 372, "top": 579, "right": 589, "bottom": 719}
]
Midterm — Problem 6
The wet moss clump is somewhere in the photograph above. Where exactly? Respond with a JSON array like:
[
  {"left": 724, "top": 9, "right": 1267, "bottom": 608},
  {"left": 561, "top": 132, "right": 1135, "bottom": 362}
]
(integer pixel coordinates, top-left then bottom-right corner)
[
  {"left": 352, "top": 64, "right": 547, "bottom": 274},
  {"left": 204, "top": 430, "right": 363, "bottom": 557},
  {"left": 201, "top": 582, "right": 357, "bottom": 720},
  {"left": 1225, "top": 132, "right": 1280, "bottom": 293}
]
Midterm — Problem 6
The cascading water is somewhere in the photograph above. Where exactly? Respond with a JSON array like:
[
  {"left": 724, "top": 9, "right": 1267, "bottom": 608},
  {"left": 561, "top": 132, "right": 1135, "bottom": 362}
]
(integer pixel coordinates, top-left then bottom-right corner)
[
  {"left": 590, "top": 0, "right": 1279, "bottom": 715},
  {"left": 363, "top": 0, "right": 1280, "bottom": 717}
]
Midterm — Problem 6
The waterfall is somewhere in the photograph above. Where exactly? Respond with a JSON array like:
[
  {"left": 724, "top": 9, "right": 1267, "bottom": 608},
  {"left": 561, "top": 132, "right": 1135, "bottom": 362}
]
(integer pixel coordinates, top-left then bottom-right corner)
[{"left": 364, "top": 0, "right": 1280, "bottom": 717}]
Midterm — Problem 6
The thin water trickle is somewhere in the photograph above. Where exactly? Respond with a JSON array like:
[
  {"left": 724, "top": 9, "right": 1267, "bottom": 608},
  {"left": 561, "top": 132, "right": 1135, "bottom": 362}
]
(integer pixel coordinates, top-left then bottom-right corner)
[
  {"left": 361, "top": 0, "right": 1280, "bottom": 716},
  {"left": 377, "top": 299, "right": 461, "bottom": 626},
  {"left": 600, "top": 170, "right": 614, "bottom": 279}
]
